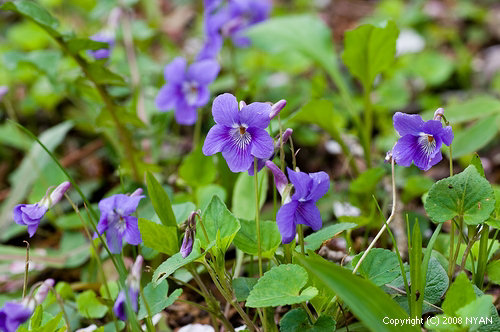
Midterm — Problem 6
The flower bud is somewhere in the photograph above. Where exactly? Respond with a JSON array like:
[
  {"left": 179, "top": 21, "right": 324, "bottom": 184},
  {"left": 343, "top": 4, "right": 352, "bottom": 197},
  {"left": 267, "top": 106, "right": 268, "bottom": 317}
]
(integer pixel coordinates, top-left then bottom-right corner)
[
  {"left": 269, "top": 99, "right": 287, "bottom": 119},
  {"left": 433, "top": 107, "right": 444, "bottom": 121},
  {"left": 47, "top": 181, "right": 71, "bottom": 208},
  {"left": 265, "top": 161, "right": 288, "bottom": 196},
  {"left": 180, "top": 227, "right": 194, "bottom": 258},
  {"left": 34, "top": 279, "right": 54, "bottom": 305},
  {"left": 130, "top": 188, "right": 143, "bottom": 197},
  {"left": 130, "top": 255, "right": 143, "bottom": 290}
]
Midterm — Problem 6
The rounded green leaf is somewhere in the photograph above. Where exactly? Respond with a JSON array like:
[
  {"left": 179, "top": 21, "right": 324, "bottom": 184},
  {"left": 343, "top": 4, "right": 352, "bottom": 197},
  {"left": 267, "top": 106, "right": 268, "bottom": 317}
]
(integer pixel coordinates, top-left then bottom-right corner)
[
  {"left": 246, "top": 264, "right": 318, "bottom": 308},
  {"left": 424, "top": 166, "right": 496, "bottom": 225}
]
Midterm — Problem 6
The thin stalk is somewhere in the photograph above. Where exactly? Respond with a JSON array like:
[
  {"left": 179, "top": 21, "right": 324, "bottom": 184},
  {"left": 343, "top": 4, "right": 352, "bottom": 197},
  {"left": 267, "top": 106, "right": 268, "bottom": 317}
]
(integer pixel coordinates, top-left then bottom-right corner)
[
  {"left": 278, "top": 115, "right": 285, "bottom": 172},
  {"left": 193, "top": 112, "right": 202, "bottom": 148},
  {"left": 352, "top": 157, "right": 396, "bottom": 274},
  {"left": 188, "top": 266, "right": 222, "bottom": 331},
  {"left": 139, "top": 285, "right": 155, "bottom": 331},
  {"left": 460, "top": 226, "right": 479, "bottom": 273},
  {"left": 51, "top": 286, "right": 71, "bottom": 331},
  {"left": 254, "top": 158, "right": 263, "bottom": 277},
  {"left": 23, "top": 241, "right": 29, "bottom": 298},
  {"left": 66, "top": 195, "right": 121, "bottom": 331},
  {"left": 203, "top": 261, "right": 258, "bottom": 332},
  {"left": 298, "top": 224, "right": 305, "bottom": 255},
  {"left": 451, "top": 218, "right": 464, "bottom": 279}
]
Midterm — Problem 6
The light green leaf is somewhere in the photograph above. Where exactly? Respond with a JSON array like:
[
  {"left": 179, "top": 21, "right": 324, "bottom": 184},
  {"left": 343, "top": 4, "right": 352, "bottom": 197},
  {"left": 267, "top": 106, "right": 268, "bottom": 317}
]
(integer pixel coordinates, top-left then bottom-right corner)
[
  {"left": 342, "top": 21, "right": 399, "bottom": 89},
  {"left": 76, "top": 290, "right": 108, "bottom": 319},
  {"left": 351, "top": 248, "right": 400, "bottom": 286},
  {"left": 350, "top": 167, "right": 385, "bottom": 195},
  {"left": 172, "top": 202, "right": 196, "bottom": 225},
  {"left": 232, "top": 170, "right": 268, "bottom": 220},
  {"left": 428, "top": 95, "right": 500, "bottom": 124},
  {"left": 66, "top": 38, "right": 108, "bottom": 54},
  {"left": 86, "top": 63, "right": 126, "bottom": 86},
  {"left": 138, "top": 218, "right": 179, "bottom": 255},
  {"left": 232, "top": 277, "right": 258, "bottom": 302},
  {"left": 486, "top": 260, "right": 500, "bottom": 285},
  {"left": 451, "top": 117, "right": 499, "bottom": 158},
  {"left": 179, "top": 145, "right": 216, "bottom": 187},
  {"left": 246, "top": 264, "right": 318, "bottom": 308},
  {"left": 408, "top": 51, "right": 454, "bottom": 87},
  {"left": 146, "top": 172, "right": 177, "bottom": 228},
  {"left": 247, "top": 15, "right": 338, "bottom": 76},
  {"left": 138, "top": 280, "right": 182, "bottom": 319},
  {"left": 233, "top": 219, "right": 281, "bottom": 258},
  {"left": 442, "top": 272, "right": 476, "bottom": 316},
  {"left": 457, "top": 295, "right": 494, "bottom": 331},
  {"left": 424, "top": 166, "right": 496, "bottom": 225},
  {"left": 296, "top": 255, "right": 417, "bottom": 332},
  {"left": 152, "top": 239, "right": 208, "bottom": 285},
  {"left": 196, "top": 184, "right": 226, "bottom": 212},
  {"left": 298, "top": 223, "right": 357, "bottom": 252},
  {"left": 198, "top": 196, "right": 240, "bottom": 252}
]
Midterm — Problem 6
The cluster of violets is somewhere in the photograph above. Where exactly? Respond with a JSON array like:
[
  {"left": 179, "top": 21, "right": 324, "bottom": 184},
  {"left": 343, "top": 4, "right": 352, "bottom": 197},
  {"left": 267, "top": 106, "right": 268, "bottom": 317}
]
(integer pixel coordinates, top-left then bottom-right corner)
[{"left": 155, "top": 0, "right": 271, "bottom": 125}]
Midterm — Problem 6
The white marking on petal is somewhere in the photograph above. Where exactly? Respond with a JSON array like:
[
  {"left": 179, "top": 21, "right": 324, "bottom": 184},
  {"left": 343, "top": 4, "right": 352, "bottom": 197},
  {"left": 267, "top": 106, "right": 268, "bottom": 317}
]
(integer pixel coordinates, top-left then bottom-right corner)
[
  {"left": 230, "top": 125, "right": 252, "bottom": 150},
  {"left": 418, "top": 133, "right": 436, "bottom": 157},
  {"left": 182, "top": 81, "right": 199, "bottom": 106}
]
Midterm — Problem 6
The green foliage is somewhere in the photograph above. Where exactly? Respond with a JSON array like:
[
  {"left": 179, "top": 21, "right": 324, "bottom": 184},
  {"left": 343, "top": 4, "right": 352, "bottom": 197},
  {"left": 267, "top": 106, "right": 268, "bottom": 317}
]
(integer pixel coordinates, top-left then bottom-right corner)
[
  {"left": 486, "top": 260, "right": 500, "bottom": 285},
  {"left": 138, "top": 218, "right": 179, "bottom": 255},
  {"left": 425, "top": 166, "right": 496, "bottom": 225},
  {"left": 246, "top": 264, "right": 318, "bottom": 308},
  {"left": 342, "top": 21, "right": 399, "bottom": 89},
  {"left": 76, "top": 290, "right": 108, "bottom": 319},
  {"left": 452, "top": 117, "right": 499, "bottom": 158},
  {"left": 138, "top": 280, "right": 182, "bottom": 319},
  {"left": 247, "top": 15, "right": 339, "bottom": 75},
  {"left": 442, "top": 272, "right": 476, "bottom": 316},
  {"left": 290, "top": 99, "right": 344, "bottom": 140},
  {"left": 197, "top": 196, "right": 240, "bottom": 252},
  {"left": 297, "top": 254, "right": 418, "bottom": 332},
  {"left": 179, "top": 145, "right": 216, "bottom": 187},
  {"left": 280, "top": 308, "right": 336, "bottom": 332},
  {"left": 232, "top": 277, "right": 258, "bottom": 302},
  {"left": 298, "top": 223, "right": 357, "bottom": 252},
  {"left": 232, "top": 170, "right": 268, "bottom": 220},
  {"left": 351, "top": 248, "right": 401, "bottom": 286},
  {"left": 1, "top": 0, "right": 60, "bottom": 36},
  {"left": 146, "top": 172, "right": 178, "bottom": 228},
  {"left": 233, "top": 219, "right": 281, "bottom": 258}
]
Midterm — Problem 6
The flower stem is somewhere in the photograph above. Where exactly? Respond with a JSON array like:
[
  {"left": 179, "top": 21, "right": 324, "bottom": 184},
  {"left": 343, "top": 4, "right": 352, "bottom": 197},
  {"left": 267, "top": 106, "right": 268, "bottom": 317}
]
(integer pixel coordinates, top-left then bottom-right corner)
[
  {"left": 362, "top": 85, "right": 373, "bottom": 168},
  {"left": 352, "top": 157, "right": 396, "bottom": 274},
  {"left": 254, "top": 158, "right": 263, "bottom": 278},
  {"left": 22, "top": 241, "right": 29, "bottom": 298},
  {"left": 298, "top": 224, "right": 305, "bottom": 255}
]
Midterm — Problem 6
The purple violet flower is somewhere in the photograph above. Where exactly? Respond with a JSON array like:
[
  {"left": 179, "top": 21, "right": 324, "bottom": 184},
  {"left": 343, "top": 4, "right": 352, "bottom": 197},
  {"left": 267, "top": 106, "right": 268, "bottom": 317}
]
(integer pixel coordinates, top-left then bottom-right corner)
[
  {"left": 266, "top": 162, "right": 330, "bottom": 244},
  {"left": 221, "top": 0, "right": 271, "bottom": 47},
  {"left": 113, "top": 255, "right": 142, "bottom": 321},
  {"left": 97, "top": 194, "right": 144, "bottom": 254},
  {"left": 202, "top": 93, "right": 274, "bottom": 172},
  {"left": 13, "top": 181, "right": 71, "bottom": 237},
  {"left": 155, "top": 57, "right": 220, "bottom": 125},
  {"left": 0, "top": 301, "right": 33, "bottom": 332},
  {"left": 392, "top": 112, "right": 453, "bottom": 171},
  {"left": 88, "top": 33, "right": 115, "bottom": 59}
]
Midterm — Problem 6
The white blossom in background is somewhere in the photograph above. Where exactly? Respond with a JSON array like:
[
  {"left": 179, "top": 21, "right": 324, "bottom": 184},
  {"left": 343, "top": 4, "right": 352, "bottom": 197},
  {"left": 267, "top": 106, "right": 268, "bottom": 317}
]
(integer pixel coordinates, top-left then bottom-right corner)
[
  {"left": 178, "top": 324, "right": 215, "bottom": 332},
  {"left": 333, "top": 201, "right": 361, "bottom": 217},
  {"left": 396, "top": 29, "right": 425, "bottom": 56}
]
